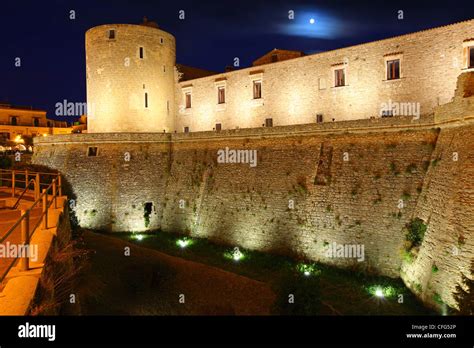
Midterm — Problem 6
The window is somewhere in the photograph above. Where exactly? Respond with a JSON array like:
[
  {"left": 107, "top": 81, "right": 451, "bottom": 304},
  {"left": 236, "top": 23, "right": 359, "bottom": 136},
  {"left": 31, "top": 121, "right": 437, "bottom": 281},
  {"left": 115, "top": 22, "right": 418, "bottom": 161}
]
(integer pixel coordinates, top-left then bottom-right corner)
[
  {"left": 387, "top": 59, "right": 400, "bottom": 80},
  {"left": 184, "top": 126, "right": 189, "bottom": 133},
  {"left": 33, "top": 118, "right": 39, "bottom": 127},
  {"left": 271, "top": 54, "right": 278, "bottom": 63},
  {"left": 185, "top": 93, "right": 192, "bottom": 109},
  {"left": 265, "top": 118, "right": 273, "bottom": 127},
  {"left": 215, "top": 123, "right": 222, "bottom": 131},
  {"left": 316, "top": 114, "right": 324, "bottom": 123},
  {"left": 218, "top": 87, "right": 225, "bottom": 104},
  {"left": 87, "top": 147, "right": 98, "bottom": 157},
  {"left": 160, "top": 37, "right": 164, "bottom": 44},
  {"left": 108, "top": 30, "right": 115, "bottom": 39},
  {"left": 334, "top": 68, "right": 345, "bottom": 87},
  {"left": 139, "top": 47, "right": 144, "bottom": 59},
  {"left": 145, "top": 93, "right": 148, "bottom": 108},
  {"left": 10, "top": 117, "right": 17, "bottom": 126},
  {"left": 470, "top": 47, "right": 474, "bottom": 68},
  {"left": 253, "top": 80, "right": 262, "bottom": 99}
]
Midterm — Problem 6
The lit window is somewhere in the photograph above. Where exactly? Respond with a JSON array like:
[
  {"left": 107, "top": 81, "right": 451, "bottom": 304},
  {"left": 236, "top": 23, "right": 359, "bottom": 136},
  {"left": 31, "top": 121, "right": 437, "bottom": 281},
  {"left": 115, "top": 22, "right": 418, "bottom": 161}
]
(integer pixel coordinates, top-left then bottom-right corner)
[
  {"left": 218, "top": 87, "right": 225, "bottom": 104},
  {"left": 107, "top": 30, "right": 115, "bottom": 39},
  {"left": 87, "top": 147, "right": 98, "bottom": 157},
  {"left": 334, "top": 68, "right": 345, "bottom": 87},
  {"left": 387, "top": 59, "right": 400, "bottom": 80},
  {"left": 253, "top": 81, "right": 262, "bottom": 99},
  {"left": 139, "top": 47, "right": 144, "bottom": 59},
  {"left": 185, "top": 93, "right": 192, "bottom": 109}
]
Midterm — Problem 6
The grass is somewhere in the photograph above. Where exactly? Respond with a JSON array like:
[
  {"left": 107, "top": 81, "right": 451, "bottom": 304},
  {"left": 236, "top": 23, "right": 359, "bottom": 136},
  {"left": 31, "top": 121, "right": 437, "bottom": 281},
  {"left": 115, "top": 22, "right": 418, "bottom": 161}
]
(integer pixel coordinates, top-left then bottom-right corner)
[{"left": 111, "top": 230, "right": 433, "bottom": 315}]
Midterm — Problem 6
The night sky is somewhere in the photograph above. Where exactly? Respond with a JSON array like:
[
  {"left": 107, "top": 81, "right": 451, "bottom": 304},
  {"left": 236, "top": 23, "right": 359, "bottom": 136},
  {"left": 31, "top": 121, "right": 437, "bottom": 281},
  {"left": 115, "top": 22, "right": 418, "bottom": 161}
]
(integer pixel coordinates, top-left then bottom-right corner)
[{"left": 0, "top": 0, "right": 472, "bottom": 120}]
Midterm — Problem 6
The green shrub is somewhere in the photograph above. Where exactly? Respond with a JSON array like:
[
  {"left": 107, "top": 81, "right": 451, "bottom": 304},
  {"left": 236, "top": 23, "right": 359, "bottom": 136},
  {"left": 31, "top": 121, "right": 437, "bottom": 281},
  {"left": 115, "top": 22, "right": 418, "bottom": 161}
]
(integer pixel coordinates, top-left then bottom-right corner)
[
  {"left": 433, "top": 293, "right": 443, "bottom": 305},
  {"left": 405, "top": 218, "right": 427, "bottom": 248}
]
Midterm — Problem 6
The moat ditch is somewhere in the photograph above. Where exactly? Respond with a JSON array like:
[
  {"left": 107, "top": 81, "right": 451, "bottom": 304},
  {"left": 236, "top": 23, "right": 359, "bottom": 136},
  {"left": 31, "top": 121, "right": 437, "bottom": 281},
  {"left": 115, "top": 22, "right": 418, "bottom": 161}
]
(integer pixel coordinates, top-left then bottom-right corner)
[{"left": 72, "top": 229, "right": 438, "bottom": 316}]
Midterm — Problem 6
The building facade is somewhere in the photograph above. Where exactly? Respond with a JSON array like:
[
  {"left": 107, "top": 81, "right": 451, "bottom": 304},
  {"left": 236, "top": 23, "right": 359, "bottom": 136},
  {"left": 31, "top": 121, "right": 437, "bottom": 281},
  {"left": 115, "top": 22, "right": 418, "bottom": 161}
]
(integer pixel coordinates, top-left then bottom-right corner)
[
  {"left": 0, "top": 104, "right": 71, "bottom": 142},
  {"left": 86, "top": 19, "right": 474, "bottom": 133}
]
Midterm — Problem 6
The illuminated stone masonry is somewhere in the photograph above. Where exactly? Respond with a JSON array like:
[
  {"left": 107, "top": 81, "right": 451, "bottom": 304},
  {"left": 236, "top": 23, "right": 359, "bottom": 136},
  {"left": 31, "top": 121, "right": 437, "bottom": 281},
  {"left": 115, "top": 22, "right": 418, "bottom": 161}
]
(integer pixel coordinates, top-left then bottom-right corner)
[
  {"left": 33, "top": 71, "right": 474, "bottom": 311},
  {"left": 86, "top": 19, "right": 474, "bottom": 133},
  {"left": 35, "top": 17, "right": 474, "bottom": 312}
]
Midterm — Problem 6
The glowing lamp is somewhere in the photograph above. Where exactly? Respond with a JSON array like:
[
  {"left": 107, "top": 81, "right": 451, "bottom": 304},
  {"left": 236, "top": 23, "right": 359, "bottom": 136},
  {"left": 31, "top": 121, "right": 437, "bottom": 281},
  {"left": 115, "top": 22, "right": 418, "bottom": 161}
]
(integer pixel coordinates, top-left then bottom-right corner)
[
  {"left": 375, "top": 288, "right": 384, "bottom": 298},
  {"left": 177, "top": 238, "right": 191, "bottom": 248}
]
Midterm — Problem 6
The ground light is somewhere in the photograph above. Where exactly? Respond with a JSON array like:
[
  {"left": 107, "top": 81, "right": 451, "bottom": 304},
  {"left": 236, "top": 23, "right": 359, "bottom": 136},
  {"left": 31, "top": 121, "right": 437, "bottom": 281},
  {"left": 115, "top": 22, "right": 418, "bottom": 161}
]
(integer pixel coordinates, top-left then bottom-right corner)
[
  {"left": 366, "top": 285, "right": 397, "bottom": 299},
  {"left": 224, "top": 248, "right": 245, "bottom": 262},
  {"left": 375, "top": 288, "right": 384, "bottom": 298},
  {"left": 131, "top": 233, "right": 146, "bottom": 241},
  {"left": 296, "top": 263, "right": 321, "bottom": 277},
  {"left": 176, "top": 237, "right": 194, "bottom": 249}
]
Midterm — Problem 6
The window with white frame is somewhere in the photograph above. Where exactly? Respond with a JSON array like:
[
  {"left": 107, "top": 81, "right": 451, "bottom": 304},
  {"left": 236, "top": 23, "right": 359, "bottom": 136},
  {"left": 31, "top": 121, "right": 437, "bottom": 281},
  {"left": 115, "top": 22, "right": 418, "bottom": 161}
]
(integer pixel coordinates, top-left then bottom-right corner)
[
  {"left": 253, "top": 80, "right": 262, "bottom": 99},
  {"left": 334, "top": 68, "right": 345, "bottom": 87},
  {"left": 185, "top": 92, "right": 192, "bottom": 109},
  {"left": 384, "top": 53, "right": 403, "bottom": 80},
  {"left": 218, "top": 86, "right": 226, "bottom": 104},
  {"left": 386, "top": 59, "right": 400, "bottom": 80}
]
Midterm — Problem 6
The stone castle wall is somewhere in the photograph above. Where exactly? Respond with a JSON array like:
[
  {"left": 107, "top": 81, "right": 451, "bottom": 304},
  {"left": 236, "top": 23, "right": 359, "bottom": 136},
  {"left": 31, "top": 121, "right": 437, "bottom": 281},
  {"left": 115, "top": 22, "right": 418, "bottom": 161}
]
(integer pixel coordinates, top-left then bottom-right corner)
[
  {"left": 32, "top": 121, "right": 473, "bottom": 311},
  {"left": 33, "top": 73, "right": 474, "bottom": 310},
  {"left": 175, "top": 20, "right": 474, "bottom": 132}
]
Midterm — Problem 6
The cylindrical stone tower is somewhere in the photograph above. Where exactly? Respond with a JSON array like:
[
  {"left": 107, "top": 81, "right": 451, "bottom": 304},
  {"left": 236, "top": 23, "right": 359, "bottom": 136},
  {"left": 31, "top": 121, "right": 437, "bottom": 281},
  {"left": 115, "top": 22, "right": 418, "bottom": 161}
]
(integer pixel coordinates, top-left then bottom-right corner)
[{"left": 85, "top": 22, "right": 176, "bottom": 133}]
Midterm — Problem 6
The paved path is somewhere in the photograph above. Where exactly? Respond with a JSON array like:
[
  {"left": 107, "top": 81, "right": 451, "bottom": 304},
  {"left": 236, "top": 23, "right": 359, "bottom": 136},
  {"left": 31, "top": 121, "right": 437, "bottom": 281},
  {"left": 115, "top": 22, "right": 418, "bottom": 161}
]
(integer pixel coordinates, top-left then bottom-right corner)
[{"left": 0, "top": 208, "right": 42, "bottom": 282}]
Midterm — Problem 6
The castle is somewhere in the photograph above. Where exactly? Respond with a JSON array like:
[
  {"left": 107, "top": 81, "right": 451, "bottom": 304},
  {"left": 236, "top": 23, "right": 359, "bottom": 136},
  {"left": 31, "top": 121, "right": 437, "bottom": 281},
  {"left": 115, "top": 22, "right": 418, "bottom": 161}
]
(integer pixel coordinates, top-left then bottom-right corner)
[
  {"left": 32, "top": 19, "right": 474, "bottom": 311},
  {"left": 86, "top": 19, "right": 474, "bottom": 133}
]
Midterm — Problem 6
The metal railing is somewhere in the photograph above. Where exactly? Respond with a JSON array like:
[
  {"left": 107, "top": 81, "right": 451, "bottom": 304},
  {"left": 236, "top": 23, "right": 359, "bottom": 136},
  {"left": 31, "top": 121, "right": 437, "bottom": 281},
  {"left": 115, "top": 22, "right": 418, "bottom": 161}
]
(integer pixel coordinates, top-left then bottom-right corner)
[
  {"left": 0, "top": 169, "right": 63, "bottom": 284},
  {"left": 0, "top": 169, "right": 61, "bottom": 199}
]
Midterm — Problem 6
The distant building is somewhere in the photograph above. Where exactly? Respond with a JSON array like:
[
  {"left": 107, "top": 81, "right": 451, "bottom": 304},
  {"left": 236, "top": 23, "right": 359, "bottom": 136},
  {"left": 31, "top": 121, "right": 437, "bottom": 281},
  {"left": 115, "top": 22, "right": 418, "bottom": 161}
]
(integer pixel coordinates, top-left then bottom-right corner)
[{"left": 0, "top": 103, "right": 72, "bottom": 143}]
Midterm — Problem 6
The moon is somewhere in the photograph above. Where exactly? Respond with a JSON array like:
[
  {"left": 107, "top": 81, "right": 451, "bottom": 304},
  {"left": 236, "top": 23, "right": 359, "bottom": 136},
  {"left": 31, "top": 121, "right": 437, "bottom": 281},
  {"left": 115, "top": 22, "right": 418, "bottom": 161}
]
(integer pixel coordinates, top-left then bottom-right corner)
[{"left": 309, "top": 18, "right": 315, "bottom": 24}]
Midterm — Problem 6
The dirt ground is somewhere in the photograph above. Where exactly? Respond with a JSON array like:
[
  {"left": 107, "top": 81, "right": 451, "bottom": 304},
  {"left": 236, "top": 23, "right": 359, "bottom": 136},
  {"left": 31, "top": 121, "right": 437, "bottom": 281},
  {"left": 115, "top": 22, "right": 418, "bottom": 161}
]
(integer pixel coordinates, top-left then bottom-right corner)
[{"left": 75, "top": 231, "right": 276, "bottom": 315}]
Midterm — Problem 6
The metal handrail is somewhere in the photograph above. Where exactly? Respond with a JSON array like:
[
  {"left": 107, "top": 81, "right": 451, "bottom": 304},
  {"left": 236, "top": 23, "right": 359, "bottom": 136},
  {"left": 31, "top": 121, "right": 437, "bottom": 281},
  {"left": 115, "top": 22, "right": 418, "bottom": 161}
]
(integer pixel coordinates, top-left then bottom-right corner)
[
  {"left": 0, "top": 170, "right": 63, "bottom": 284},
  {"left": 11, "top": 179, "right": 36, "bottom": 210},
  {"left": 0, "top": 169, "right": 58, "bottom": 176}
]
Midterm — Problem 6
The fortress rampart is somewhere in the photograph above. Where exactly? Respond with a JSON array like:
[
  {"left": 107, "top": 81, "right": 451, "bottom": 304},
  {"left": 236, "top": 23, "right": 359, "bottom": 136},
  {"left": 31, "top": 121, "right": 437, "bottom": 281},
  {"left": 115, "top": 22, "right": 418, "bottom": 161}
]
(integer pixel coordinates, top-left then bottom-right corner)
[{"left": 32, "top": 72, "right": 474, "bottom": 310}]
